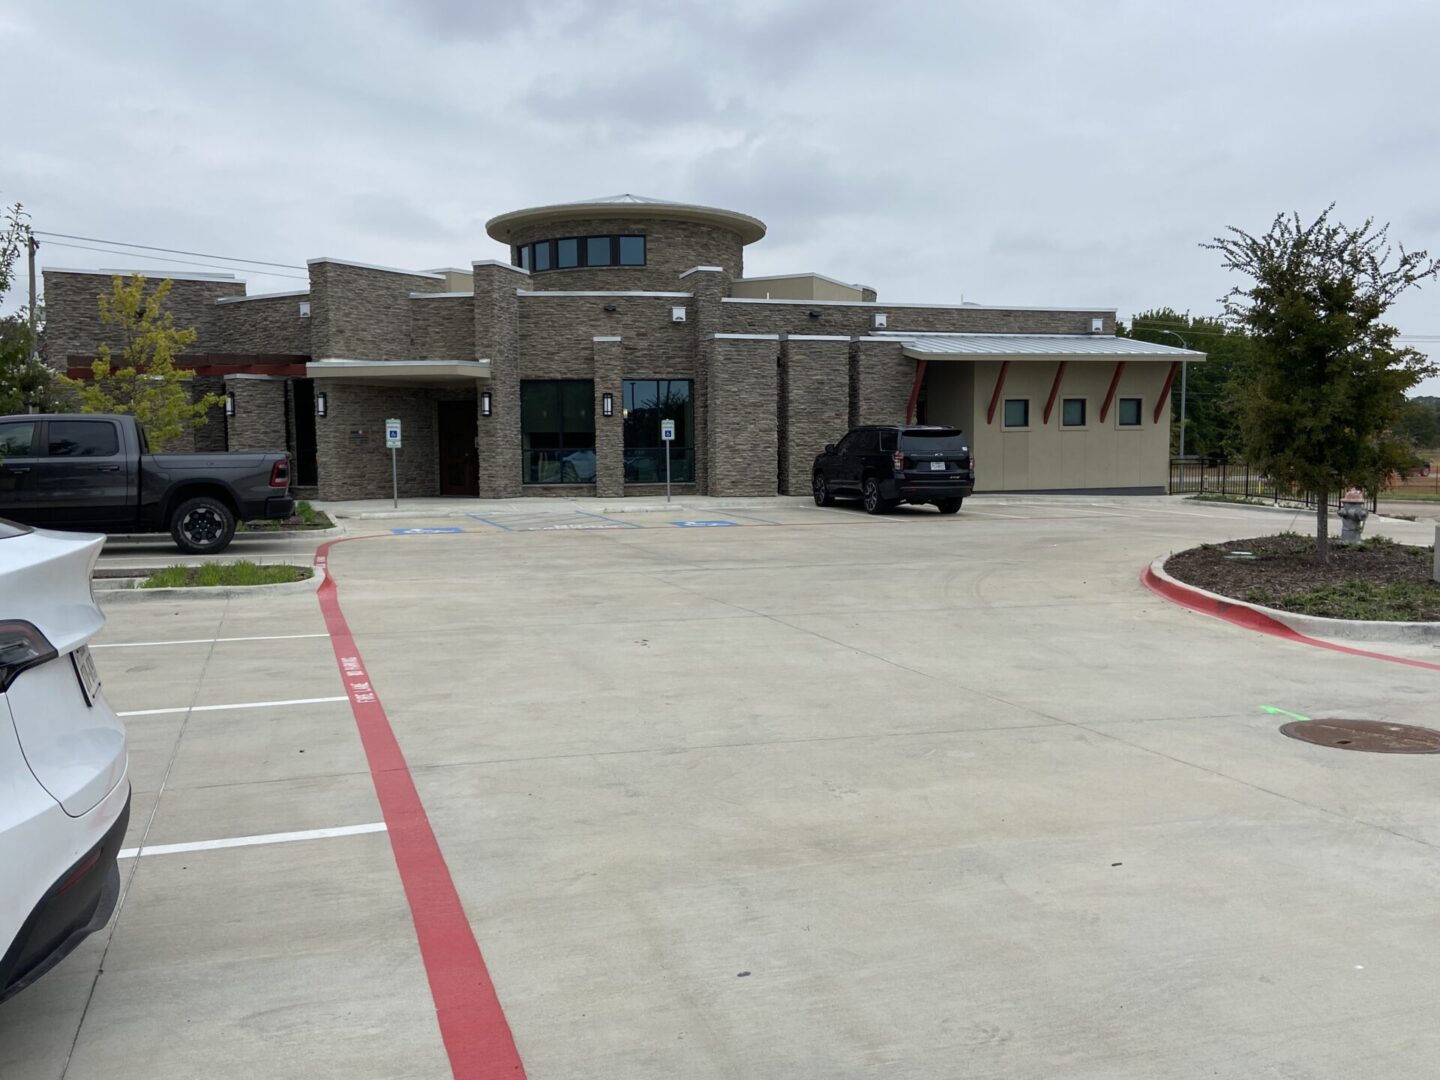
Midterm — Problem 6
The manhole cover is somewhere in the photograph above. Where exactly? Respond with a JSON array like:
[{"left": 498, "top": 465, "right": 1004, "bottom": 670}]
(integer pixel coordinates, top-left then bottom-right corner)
[{"left": 1279, "top": 719, "right": 1440, "bottom": 754}]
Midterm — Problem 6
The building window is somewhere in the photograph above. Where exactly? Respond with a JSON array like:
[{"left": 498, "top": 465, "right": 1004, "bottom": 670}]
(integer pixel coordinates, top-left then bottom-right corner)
[
  {"left": 1002, "top": 399, "right": 1030, "bottom": 429},
  {"left": 518, "top": 235, "right": 646, "bottom": 274},
  {"left": 623, "top": 379, "right": 694, "bottom": 483},
  {"left": 1117, "top": 398, "right": 1142, "bottom": 427},
  {"left": 619, "top": 236, "right": 645, "bottom": 266},
  {"left": 1061, "top": 398, "right": 1087, "bottom": 427},
  {"left": 521, "top": 380, "right": 595, "bottom": 484}
]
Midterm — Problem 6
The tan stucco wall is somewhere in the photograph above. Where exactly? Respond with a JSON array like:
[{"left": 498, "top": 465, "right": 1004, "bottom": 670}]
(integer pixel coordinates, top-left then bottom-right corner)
[
  {"left": 924, "top": 359, "right": 1173, "bottom": 492},
  {"left": 729, "top": 275, "right": 866, "bottom": 301}
]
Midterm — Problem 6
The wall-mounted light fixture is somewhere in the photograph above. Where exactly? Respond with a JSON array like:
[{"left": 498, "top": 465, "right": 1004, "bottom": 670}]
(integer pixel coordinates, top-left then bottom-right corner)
[
  {"left": 481, "top": 390, "right": 493, "bottom": 417},
  {"left": 807, "top": 310, "right": 822, "bottom": 320},
  {"left": 603, "top": 303, "right": 618, "bottom": 313},
  {"left": 602, "top": 392, "right": 614, "bottom": 417},
  {"left": 224, "top": 391, "right": 236, "bottom": 417},
  {"left": 315, "top": 391, "right": 328, "bottom": 418}
]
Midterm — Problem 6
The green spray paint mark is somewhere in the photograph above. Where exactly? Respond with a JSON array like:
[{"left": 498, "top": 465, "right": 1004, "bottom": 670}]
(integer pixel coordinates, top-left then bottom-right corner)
[{"left": 1260, "top": 705, "right": 1311, "bottom": 722}]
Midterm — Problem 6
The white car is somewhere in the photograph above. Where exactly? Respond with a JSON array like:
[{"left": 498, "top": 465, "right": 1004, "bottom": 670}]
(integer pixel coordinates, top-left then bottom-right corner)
[{"left": 1, "top": 519, "right": 129, "bottom": 1003}]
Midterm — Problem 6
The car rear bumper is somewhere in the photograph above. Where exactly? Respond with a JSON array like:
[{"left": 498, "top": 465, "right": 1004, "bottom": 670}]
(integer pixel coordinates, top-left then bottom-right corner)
[
  {"left": 262, "top": 496, "right": 295, "bottom": 520},
  {"left": 0, "top": 787, "right": 130, "bottom": 1003},
  {"left": 883, "top": 478, "right": 975, "bottom": 502}
]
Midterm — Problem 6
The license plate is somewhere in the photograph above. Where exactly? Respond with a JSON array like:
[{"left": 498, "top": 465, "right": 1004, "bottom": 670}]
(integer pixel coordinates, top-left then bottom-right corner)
[
  {"left": 73, "top": 645, "right": 102, "bottom": 707},
  {"left": 929, "top": 461, "right": 946, "bottom": 471}
]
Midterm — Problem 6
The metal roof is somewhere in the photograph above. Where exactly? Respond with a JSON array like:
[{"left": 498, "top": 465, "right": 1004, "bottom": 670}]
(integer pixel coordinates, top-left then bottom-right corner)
[
  {"left": 486, "top": 196, "right": 766, "bottom": 245},
  {"left": 873, "top": 332, "right": 1205, "bottom": 359}
]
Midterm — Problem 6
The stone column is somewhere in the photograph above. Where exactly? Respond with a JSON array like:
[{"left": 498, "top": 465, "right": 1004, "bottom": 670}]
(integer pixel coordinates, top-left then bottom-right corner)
[
  {"left": 708, "top": 335, "right": 780, "bottom": 497},
  {"left": 473, "top": 262, "right": 526, "bottom": 498},
  {"left": 225, "top": 376, "right": 289, "bottom": 452},
  {"left": 780, "top": 336, "right": 851, "bottom": 495},
  {"left": 852, "top": 339, "right": 911, "bottom": 426},
  {"left": 682, "top": 267, "right": 728, "bottom": 494},
  {"left": 593, "top": 336, "right": 624, "bottom": 496}
]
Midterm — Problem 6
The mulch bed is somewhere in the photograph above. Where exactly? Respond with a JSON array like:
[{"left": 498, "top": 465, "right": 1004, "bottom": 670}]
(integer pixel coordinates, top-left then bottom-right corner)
[{"left": 1165, "top": 534, "right": 1440, "bottom": 621}]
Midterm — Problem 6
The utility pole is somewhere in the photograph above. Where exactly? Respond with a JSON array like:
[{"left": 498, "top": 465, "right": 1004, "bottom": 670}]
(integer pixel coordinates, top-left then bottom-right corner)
[
  {"left": 26, "top": 228, "right": 38, "bottom": 360},
  {"left": 1146, "top": 326, "right": 1191, "bottom": 456}
]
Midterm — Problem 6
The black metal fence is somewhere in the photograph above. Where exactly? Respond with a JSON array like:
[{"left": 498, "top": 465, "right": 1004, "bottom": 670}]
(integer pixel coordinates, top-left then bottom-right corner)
[{"left": 1169, "top": 458, "right": 1378, "bottom": 512}]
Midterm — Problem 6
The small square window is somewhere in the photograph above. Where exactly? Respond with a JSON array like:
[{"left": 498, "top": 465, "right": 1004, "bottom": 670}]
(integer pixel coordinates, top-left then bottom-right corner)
[
  {"left": 585, "top": 236, "right": 613, "bottom": 267},
  {"left": 556, "top": 238, "right": 579, "bottom": 268},
  {"left": 1117, "top": 398, "right": 1142, "bottom": 426},
  {"left": 618, "top": 236, "right": 645, "bottom": 265},
  {"left": 1061, "top": 398, "right": 1086, "bottom": 427},
  {"left": 1003, "top": 399, "right": 1030, "bottom": 428},
  {"left": 532, "top": 242, "right": 551, "bottom": 272}
]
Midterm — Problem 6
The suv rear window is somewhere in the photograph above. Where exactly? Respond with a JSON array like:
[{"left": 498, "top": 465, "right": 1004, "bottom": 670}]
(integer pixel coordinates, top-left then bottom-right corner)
[{"left": 899, "top": 429, "right": 968, "bottom": 452}]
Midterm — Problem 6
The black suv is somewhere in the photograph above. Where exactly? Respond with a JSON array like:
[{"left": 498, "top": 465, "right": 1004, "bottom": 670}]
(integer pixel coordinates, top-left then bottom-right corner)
[{"left": 812, "top": 425, "right": 974, "bottom": 514}]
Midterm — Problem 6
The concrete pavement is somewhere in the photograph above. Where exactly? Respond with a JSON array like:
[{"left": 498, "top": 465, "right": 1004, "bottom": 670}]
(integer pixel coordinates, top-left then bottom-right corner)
[{"left": 4, "top": 495, "right": 1438, "bottom": 1079}]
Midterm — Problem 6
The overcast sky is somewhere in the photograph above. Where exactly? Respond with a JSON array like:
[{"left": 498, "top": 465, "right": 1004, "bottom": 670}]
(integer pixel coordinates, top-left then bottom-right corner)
[{"left": 4, "top": 0, "right": 1438, "bottom": 390}]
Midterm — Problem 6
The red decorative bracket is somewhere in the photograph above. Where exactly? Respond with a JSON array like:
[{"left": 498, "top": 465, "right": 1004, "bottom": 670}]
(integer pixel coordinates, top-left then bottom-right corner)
[
  {"left": 985, "top": 360, "right": 1011, "bottom": 425},
  {"left": 1099, "top": 360, "right": 1127, "bottom": 423},
  {"left": 1154, "top": 361, "right": 1181, "bottom": 423},
  {"left": 1042, "top": 361, "right": 1068, "bottom": 424},
  {"left": 905, "top": 359, "right": 928, "bottom": 425}
]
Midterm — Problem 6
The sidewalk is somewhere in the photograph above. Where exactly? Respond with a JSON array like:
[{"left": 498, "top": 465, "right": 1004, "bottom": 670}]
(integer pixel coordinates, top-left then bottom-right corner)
[{"left": 313, "top": 495, "right": 817, "bottom": 519}]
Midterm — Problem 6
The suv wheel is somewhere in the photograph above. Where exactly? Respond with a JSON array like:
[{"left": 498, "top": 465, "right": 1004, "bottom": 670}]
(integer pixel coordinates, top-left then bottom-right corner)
[
  {"left": 935, "top": 498, "right": 963, "bottom": 514},
  {"left": 812, "top": 472, "right": 834, "bottom": 507},
  {"left": 170, "top": 496, "right": 237, "bottom": 554},
  {"left": 862, "top": 477, "right": 891, "bottom": 515}
]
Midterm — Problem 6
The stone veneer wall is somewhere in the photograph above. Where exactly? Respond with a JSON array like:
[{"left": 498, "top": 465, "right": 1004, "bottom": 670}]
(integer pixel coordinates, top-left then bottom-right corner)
[
  {"left": 215, "top": 294, "right": 311, "bottom": 354},
  {"left": 474, "top": 264, "right": 524, "bottom": 498},
  {"left": 593, "top": 338, "right": 624, "bottom": 497},
  {"left": 516, "top": 294, "right": 695, "bottom": 380},
  {"left": 779, "top": 337, "right": 851, "bottom": 496},
  {"left": 42, "top": 271, "right": 245, "bottom": 364},
  {"left": 707, "top": 336, "right": 779, "bottom": 497},
  {"left": 686, "top": 270, "right": 729, "bottom": 493},
  {"left": 852, "top": 340, "right": 912, "bottom": 427},
  {"left": 507, "top": 217, "right": 745, "bottom": 291},
  {"left": 410, "top": 296, "right": 475, "bottom": 358},
  {"left": 718, "top": 301, "right": 1114, "bottom": 339},
  {"left": 308, "top": 262, "right": 445, "bottom": 360},
  {"left": 312, "top": 381, "right": 439, "bottom": 500},
  {"left": 225, "top": 378, "right": 289, "bottom": 453}
]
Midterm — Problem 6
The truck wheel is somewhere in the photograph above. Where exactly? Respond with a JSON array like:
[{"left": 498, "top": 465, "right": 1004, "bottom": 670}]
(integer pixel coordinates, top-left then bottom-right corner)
[
  {"left": 862, "top": 477, "right": 892, "bottom": 515},
  {"left": 935, "top": 498, "right": 963, "bottom": 514},
  {"left": 812, "top": 472, "right": 835, "bottom": 506},
  {"left": 170, "top": 497, "right": 236, "bottom": 554}
]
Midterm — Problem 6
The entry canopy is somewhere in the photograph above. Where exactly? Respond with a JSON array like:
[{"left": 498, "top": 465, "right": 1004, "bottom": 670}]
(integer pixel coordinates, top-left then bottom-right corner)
[
  {"left": 305, "top": 359, "right": 492, "bottom": 385},
  {"left": 872, "top": 332, "right": 1205, "bottom": 361}
]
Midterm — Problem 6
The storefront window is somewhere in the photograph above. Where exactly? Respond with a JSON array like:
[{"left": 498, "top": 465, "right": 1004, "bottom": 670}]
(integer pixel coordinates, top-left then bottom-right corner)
[
  {"left": 623, "top": 380, "right": 694, "bottom": 483},
  {"left": 521, "top": 380, "right": 595, "bottom": 484}
]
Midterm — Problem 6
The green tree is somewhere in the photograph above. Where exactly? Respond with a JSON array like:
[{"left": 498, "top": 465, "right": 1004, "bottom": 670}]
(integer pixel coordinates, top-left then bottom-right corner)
[
  {"left": 1120, "top": 308, "right": 1256, "bottom": 457},
  {"left": 1394, "top": 396, "right": 1440, "bottom": 452},
  {"left": 62, "top": 275, "right": 220, "bottom": 450},
  {"left": 0, "top": 200, "right": 25, "bottom": 296},
  {"left": 0, "top": 314, "right": 63, "bottom": 415},
  {"left": 1206, "top": 207, "right": 1440, "bottom": 562}
]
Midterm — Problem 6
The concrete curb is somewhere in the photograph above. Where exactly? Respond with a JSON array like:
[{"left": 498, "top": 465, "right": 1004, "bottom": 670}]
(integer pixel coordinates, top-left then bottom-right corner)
[
  {"left": 102, "top": 524, "right": 345, "bottom": 543},
  {"left": 96, "top": 564, "right": 324, "bottom": 605},
  {"left": 1145, "top": 555, "right": 1440, "bottom": 643}
]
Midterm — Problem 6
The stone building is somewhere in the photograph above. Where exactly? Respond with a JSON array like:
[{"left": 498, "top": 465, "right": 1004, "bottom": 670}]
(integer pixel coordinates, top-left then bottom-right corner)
[{"left": 42, "top": 194, "right": 1201, "bottom": 500}]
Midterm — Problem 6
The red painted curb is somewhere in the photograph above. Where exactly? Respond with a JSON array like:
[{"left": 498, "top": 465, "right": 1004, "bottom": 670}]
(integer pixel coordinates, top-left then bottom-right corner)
[
  {"left": 1140, "top": 564, "right": 1440, "bottom": 673},
  {"left": 315, "top": 537, "right": 526, "bottom": 1079}
]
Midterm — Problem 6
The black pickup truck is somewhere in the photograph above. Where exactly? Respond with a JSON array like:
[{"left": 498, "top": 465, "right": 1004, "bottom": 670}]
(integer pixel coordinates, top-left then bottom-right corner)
[{"left": 0, "top": 414, "right": 293, "bottom": 553}]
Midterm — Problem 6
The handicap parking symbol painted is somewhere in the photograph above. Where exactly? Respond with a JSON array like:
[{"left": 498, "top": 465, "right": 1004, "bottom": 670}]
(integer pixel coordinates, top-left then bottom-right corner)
[
  {"left": 391, "top": 527, "right": 464, "bottom": 534},
  {"left": 671, "top": 520, "right": 739, "bottom": 527}
]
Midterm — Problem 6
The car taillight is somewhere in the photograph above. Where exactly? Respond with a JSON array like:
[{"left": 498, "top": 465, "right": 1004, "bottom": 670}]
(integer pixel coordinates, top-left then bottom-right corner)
[
  {"left": 967, "top": 454, "right": 975, "bottom": 472},
  {"left": 270, "top": 459, "right": 291, "bottom": 488},
  {"left": 0, "top": 620, "right": 57, "bottom": 693},
  {"left": 892, "top": 450, "right": 906, "bottom": 471}
]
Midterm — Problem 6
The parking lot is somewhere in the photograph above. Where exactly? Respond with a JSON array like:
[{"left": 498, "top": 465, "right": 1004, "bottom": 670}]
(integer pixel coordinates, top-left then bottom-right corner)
[{"left": 5, "top": 495, "right": 1439, "bottom": 1079}]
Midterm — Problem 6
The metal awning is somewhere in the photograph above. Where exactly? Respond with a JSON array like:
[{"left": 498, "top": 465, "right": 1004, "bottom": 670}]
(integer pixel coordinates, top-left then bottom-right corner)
[
  {"left": 305, "top": 359, "right": 492, "bottom": 385},
  {"left": 871, "top": 332, "right": 1205, "bottom": 361}
]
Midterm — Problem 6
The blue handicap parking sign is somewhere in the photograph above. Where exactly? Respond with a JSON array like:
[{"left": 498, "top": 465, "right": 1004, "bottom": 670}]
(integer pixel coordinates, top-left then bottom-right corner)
[{"left": 671, "top": 520, "right": 739, "bottom": 527}]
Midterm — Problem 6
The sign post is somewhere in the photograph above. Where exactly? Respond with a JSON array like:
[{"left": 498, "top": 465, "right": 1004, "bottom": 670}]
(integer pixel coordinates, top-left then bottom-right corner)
[
  {"left": 661, "top": 418, "right": 675, "bottom": 503},
  {"left": 385, "top": 419, "right": 402, "bottom": 509}
]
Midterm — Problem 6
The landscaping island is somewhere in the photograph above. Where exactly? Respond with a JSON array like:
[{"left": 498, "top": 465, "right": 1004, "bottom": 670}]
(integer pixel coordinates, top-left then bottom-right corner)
[
  {"left": 1165, "top": 534, "right": 1440, "bottom": 621},
  {"left": 140, "top": 561, "right": 312, "bottom": 589}
]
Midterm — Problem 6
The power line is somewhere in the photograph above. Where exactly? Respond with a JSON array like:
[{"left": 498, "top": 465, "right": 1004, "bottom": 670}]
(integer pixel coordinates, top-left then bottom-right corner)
[
  {"left": 37, "top": 240, "right": 309, "bottom": 281},
  {"left": 32, "top": 230, "right": 305, "bottom": 271},
  {"left": 1131, "top": 322, "right": 1440, "bottom": 343}
]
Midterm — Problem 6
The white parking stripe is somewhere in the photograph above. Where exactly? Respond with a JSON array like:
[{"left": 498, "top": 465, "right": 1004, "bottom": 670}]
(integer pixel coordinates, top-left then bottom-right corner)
[
  {"left": 118, "top": 695, "right": 347, "bottom": 717},
  {"left": 94, "top": 633, "right": 330, "bottom": 649},
  {"left": 119, "top": 821, "right": 387, "bottom": 859}
]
